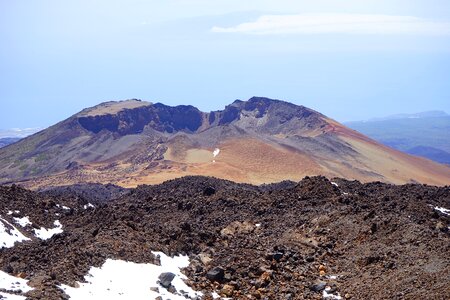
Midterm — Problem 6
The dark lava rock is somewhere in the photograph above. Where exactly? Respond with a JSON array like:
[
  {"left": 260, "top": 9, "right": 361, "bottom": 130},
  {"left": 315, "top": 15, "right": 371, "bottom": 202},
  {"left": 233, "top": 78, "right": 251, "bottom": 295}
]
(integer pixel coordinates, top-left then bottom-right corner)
[
  {"left": 206, "top": 267, "right": 225, "bottom": 282},
  {"left": 436, "top": 221, "right": 448, "bottom": 232},
  {"left": 305, "top": 256, "right": 315, "bottom": 262},
  {"left": 310, "top": 281, "right": 327, "bottom": 292},
  {"left": 158, "top": 272, "right": 175, "bottom": 288},
  {"left": 203, "top": 186, "right": 216, "bottom": 196},
  {"left": 272, "top": 252, "right": 284, "bottom": 261},
  {"left": 0, "top": 176, "right": 449, "bottom": 300}
]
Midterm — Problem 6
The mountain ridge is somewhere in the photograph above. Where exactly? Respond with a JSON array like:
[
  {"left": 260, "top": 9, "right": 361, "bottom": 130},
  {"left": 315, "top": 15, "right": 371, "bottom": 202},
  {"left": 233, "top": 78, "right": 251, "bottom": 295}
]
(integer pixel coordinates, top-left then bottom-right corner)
[{"left": 0, "top": 97, "right": 449, "bottom": 188}]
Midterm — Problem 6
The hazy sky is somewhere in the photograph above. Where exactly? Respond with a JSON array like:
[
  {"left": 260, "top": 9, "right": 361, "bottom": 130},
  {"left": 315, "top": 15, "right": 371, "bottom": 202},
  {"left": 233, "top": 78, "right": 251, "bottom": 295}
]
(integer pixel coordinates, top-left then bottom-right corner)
[{"left": 1, "top": 0, "right": 450, "bottom": 128}]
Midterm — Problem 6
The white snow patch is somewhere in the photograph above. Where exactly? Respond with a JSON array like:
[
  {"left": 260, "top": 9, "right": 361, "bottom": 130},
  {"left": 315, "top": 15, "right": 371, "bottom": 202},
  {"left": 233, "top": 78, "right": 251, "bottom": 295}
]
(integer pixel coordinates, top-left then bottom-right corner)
[
  {"left": 323, "top": 286, "right": 342, "bottom": 299},
  {"left": 56, "top": 204, "right": 70, "bottom": 210},
  {"left": 59, "top": 251, "right": 203, "bottom": 300},
  {"left": 434, "top": 206, "right": 450, "bottom": 216},
  {"left": 328, "top": 275, "right": 338, "bottom": 280},
  {"left": 213, "top": 148, "right": 220, "bottom": 158},
  {"left": 255, "top": 223, "right": 261, "bottom": 228},
  {"left": 34, "top": 220, "right": 63, "bottom": 240},
  {"left": 331, "top": 182, "right": 339, "bottom": 187},
  {"left": 83, "top": 203, "right": 95, "bottom": 209},
  {"left": 7, "top": 210, "right": 19, "bottom": 215},
  {"left": 0, "top": 292, "right": 28, "bottom": 300},
  {"left": 211, "top": 292, "right": 231, "bottom": 300},
  {"left": 0, "top": 217, "right": 31, "bottom": 248},
  {"left": 13, "top": 216, "right": 32, "bottom": 227},
  {"left": 0, "top": 270, "right": 33, "bottom": 297}
]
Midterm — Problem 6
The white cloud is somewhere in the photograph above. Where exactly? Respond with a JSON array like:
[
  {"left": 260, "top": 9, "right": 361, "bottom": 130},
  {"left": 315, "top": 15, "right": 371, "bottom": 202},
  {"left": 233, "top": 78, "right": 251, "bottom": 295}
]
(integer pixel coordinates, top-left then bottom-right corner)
[
  {"left": 211, "top": 14, "right": 450, "bottom": 35},
  {"left": 0, "top": 128, "right": 42, "bottom": 138}
]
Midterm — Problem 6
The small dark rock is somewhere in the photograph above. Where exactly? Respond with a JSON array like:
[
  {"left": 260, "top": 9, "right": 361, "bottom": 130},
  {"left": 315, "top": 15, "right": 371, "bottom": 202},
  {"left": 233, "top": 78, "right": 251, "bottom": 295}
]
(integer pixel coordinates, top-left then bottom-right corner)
[
  {"left": 206, "top": 267, "right": 225, "bottom": 282},
  {"left": 180, "top": 222, "right": 191, "bottom": 231},
  {"left": 224, "top": 272, "right": 232, "bottom": 281},
  {"left": 3, "top": 265, "right": 13, "bottom": 273},
  {"left": 203, "top": 186, "right": 216, "bottom": 196},
  {"left": 168, "top": 285, "right": 177, "bottom": 294},
  {"left": 158, "top": 272, "right": 175, "bottom": 288},
  {"left": 371, "top": 223, "right": 378, "bottom": 234},
  {"left": 384, "top": 261, "right": 395, "bottom": 269},
  {"left": 436, "top": 221, "right": 448, "bottom": 232},
  {"left": 310, "top": 281, "right": 327, "bottom": 292},
  {"left": 305, "top": 256, "right": 315, "bottom": 262},
  {"left": 272, "top": 252, "right": 283, "bottom": 261}
]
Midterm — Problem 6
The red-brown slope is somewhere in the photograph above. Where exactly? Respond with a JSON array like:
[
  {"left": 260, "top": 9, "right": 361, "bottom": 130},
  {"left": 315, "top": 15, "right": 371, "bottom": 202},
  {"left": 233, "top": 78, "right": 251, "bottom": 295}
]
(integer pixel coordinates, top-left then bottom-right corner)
[{"left": 0, "top": 97, "right": 449, "bottom": 188}]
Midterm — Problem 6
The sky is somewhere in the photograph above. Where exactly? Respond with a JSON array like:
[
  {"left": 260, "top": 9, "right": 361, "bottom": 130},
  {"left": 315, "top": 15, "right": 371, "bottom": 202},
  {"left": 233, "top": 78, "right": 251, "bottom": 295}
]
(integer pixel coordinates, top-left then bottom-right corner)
[{"left": 1, "top": 0, "right": 450, "bottom": 129}]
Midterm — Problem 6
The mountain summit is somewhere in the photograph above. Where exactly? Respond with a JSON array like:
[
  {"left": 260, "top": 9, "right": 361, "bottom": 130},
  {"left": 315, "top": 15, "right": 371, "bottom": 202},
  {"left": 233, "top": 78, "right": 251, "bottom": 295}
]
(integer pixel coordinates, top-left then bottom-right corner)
[{"left": 0, "top": 97, "right": 449, "bottom": 188}]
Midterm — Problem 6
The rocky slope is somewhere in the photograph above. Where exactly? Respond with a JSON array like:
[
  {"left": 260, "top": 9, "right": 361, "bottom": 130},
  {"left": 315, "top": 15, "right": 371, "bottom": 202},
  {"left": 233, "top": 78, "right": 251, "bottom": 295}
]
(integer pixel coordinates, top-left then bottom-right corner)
[
  {"left": 0, "top": 97, "right": 449, "bottom": 188},
  {"left": 0, "top": 176, "right": 448, "bottom": 299}
]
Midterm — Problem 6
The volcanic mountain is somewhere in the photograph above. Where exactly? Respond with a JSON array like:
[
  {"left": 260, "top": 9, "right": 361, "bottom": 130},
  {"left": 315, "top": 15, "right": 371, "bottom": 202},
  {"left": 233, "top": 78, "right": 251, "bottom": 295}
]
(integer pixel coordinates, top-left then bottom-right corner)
[{"left": 0, "top": 97, "right": 449, "bottom": 188}]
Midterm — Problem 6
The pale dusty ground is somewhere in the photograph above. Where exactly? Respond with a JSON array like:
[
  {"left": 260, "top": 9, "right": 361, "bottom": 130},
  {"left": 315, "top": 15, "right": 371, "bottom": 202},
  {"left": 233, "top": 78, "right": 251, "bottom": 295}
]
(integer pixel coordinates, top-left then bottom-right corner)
[{"left": 81, "top": 100, "right": 151, "bottom": 117}]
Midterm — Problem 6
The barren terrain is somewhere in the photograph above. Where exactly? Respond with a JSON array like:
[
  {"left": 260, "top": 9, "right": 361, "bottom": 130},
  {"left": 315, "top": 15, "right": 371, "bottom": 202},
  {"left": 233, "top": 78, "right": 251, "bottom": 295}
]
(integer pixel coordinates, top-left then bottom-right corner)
[
  {"left": 0, "top": 176, "right": 448, "bottom": 299},
  {"left": 0, "top": 97, "right": 449, "bottom": 189}
]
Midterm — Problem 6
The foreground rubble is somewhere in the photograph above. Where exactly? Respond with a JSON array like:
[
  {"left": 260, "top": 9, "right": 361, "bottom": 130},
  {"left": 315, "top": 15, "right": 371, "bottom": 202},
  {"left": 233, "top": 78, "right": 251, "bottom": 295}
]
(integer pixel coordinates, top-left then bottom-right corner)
[{"left": 0, "top": 176, "right": 448, "bottom": 299}]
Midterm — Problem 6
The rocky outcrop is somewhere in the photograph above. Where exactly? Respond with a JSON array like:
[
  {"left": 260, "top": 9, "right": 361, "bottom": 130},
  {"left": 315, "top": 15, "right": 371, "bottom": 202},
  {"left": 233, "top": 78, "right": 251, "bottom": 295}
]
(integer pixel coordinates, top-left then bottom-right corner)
[
  {"left": 78, "top": 104, "right": 204, "bottom": 135},
  {"left": 77, "top": 97, "right": 326, "bottom": 136}
]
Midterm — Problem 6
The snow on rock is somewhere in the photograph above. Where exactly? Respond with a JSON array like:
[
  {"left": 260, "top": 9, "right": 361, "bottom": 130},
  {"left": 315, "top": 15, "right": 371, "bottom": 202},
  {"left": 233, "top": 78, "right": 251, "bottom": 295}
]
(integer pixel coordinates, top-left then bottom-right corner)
[
  {"left": 34, "top": 220, "right": 63, "bottom": 240},
  {"left": 13, "top": 216, "right": 32, "bottom": 227},
  {"left": 59, "top": 251, "right": 203, "bottom": 300},
  {"left": 0, "top": 270, "right": 33, "bottom": 292},
  {"left": 0, "top": 292, "right": 28, "bottom": 300},
  {"left": 323, "top": 286, "right": 342, "bottom": 299},
  {"left": 331, "top": 182, "right": 339, "bottom": 187},
  {"left": 212, "top": 292, "right": 221, "bottom": 299},
  {"left": 0, "top": 269, "right": 33, "bottom": 299},
  {"left": 83, "top": 203, "right": 95, "bottom": 209},
  {"left": 434, "top": 206, "right": 450, "bottom": 216},
  {"left": 7, "top": 210, "right": 19, "bottom": 215},
  {"left": 56, "top": 204, "right": 70, "bottom": 210},
  {"left": 213, "top": 148, "right": 220, "bottom": 158},
  {"left": 212, "top": 291, "right": 232, "bottom": 300},
  {"left": 0, "top": 217, "right": 31, "bottom": 248}
]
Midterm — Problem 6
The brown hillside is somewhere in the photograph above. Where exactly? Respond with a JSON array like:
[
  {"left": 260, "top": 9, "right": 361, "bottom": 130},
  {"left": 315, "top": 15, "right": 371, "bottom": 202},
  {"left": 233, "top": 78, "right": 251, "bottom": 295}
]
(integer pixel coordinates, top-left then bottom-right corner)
[{"left": 0, "top": 97, "right": 448, "bottom": 188}]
